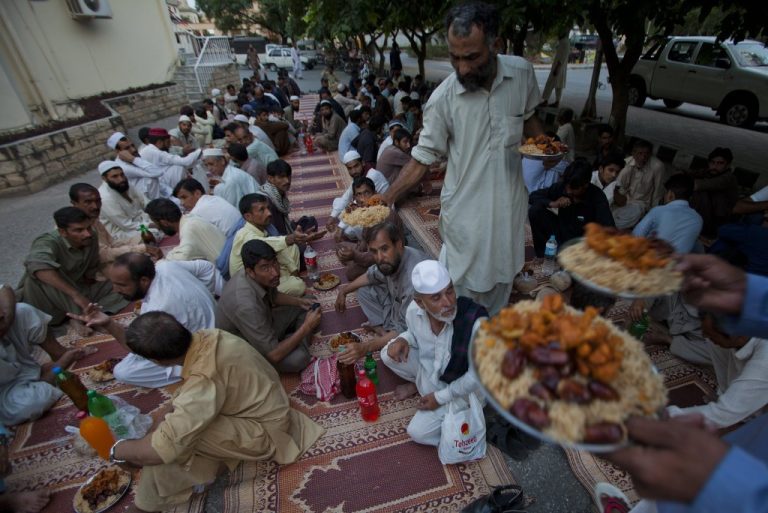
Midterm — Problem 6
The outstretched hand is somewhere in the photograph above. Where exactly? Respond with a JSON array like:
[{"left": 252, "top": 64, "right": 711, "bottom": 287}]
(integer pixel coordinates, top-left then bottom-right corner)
[{"left": 67, "top": 303, "right": 111, "bottom": 328}]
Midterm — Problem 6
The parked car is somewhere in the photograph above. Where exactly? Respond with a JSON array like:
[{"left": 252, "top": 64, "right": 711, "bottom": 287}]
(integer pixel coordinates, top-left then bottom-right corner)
[
  {"left": 258, "top": 47, "right": 315, "bottom": 71},
  {"left": 629, "top": 36, "right": 768, "bottom": 128}
]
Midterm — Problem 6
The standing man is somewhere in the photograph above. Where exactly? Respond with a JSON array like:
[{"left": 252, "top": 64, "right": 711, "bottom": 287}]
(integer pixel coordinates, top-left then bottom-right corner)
[
  {"left": 540, "top": 34, "right": 570, "bottom": 108},
  {"left": 291, "top": 41, "right": 303, "bottom": 80},
  {"left": 382, "top": 2, "right": 543, "bottom": 315}
]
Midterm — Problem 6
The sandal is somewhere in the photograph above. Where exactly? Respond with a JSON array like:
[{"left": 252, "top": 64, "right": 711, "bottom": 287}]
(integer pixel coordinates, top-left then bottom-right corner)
[
  {"left": 461, "top": 484, "right": 526, "bottom": 513},
  {"left": 594, "top": 483, "right": 630, "bottom": 513}
]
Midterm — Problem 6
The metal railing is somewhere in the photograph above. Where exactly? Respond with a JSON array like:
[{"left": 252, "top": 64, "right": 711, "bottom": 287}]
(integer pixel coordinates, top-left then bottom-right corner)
[{"left": 193, "top": 36, "right": 234, "bottom": 93}]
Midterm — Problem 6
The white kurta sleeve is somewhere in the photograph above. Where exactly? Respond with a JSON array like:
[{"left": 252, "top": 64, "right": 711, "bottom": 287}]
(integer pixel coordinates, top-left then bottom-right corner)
[
  {"left": 171, "top": 260, "right": 224, "bottom": 296},
  {"left": 331, "top": 186, "right": 353, "bottom": 218},
  {"left": 433, "top": 318, "right": 485, "bottom": 405}
]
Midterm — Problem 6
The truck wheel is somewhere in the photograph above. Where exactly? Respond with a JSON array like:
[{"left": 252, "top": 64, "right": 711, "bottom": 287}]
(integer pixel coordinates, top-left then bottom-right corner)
[
  {"left": 720, "top": 94, "right": 758, "bottom": 128},
  {"left": 663, "top": 99, "right": 683, "bottom": 108},
  {"left": 268, "top": 63, "right": 278, "bottom": 72},
  {"left": 628, "top": 78, "right": 646, "bottom": 107}
]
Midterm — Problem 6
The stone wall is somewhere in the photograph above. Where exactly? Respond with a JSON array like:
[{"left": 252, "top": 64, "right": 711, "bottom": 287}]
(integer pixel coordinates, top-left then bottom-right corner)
[{"left": 103, "top": 84, "right": 188, "bottom": 129}]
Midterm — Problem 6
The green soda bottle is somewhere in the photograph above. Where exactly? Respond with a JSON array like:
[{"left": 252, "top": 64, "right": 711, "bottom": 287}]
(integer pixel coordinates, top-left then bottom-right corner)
[
  {"left": 139, "top": 224, "right": 156, "bottom": 246},
  {"left": 364, "top": 353, "right": 379, "bottom": 387},
  {"left": 87, "top": 391, "right": 129, "bottom": 438},
  {"left": 628, "top": 312, "right": 649, "bottom": 339}
]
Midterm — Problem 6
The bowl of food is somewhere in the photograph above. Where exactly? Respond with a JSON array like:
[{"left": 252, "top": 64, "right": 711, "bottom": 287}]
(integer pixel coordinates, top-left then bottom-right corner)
[
  {"left": 88, "top": 358, "right": 122, "bottom": 383},
  {"left": 470, "top": 294, "right": 666, "bottom": 452},
  {"left": 340, "top": 197, "right": 390, "bottom": 227},
  {"left": 557, "top": 223, "right": 681, "bottom": 299},
  {"left": 518, "top": 135, "right": 568, "bottom": 160},
  {"left": 314, "top": 273, "right": 341, "bottom": 291},
  {"left": 73, "top": 467, "right": 131, "bottom": 513},
  {"left": 329, "top": 331, "right": 361, "bottom": 352}
]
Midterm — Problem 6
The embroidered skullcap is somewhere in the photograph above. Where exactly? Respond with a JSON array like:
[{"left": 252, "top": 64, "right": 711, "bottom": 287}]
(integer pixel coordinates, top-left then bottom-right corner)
[
  {"left": 342, "top": 150, "right": 361, "bottom": 164},
  {"left": 202, "top": 148, "right": 225, "bottom": 158},
  {"left": 148, "top": 128, "right": 169, "bottom": 138},
  {"left": 411, "top": 260, "right": 451, "bottom": 295}
]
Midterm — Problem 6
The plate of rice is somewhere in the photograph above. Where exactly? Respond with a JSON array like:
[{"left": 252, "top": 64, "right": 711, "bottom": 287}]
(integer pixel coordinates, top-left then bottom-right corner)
[
  {"left": 340, "top": 197, "right": 391, "bottom": 227},
  {"left": 73, "top": 467, "right": 131, "bottom": 513},
  {"left": 518, "top": 135, "right": 568, "bottom": 160},
  {"left": 557, "top": 223, "right": 682, "bottom": 299},
  {"left": 470, "top": 294, "right": 666, "bottom": 452}
]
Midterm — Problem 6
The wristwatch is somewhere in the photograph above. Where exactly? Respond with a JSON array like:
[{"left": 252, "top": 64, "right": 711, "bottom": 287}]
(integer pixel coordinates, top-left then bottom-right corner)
[{"left": 109, "top": 439, "right": 128, "bottom": 464}]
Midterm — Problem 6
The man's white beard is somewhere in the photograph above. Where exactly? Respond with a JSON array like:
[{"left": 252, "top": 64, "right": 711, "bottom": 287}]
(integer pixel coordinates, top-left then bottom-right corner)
[{"left": 427, "top": 307, "right": 457, "bottom": 324}]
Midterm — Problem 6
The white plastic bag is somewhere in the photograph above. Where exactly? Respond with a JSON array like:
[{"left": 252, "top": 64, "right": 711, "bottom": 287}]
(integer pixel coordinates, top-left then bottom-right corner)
[
  {"left": 109, "top": 395, "right": 153, "bottom": 440},
  {"left": 438, "top": 392, "right": 487, "bottom": 465}
]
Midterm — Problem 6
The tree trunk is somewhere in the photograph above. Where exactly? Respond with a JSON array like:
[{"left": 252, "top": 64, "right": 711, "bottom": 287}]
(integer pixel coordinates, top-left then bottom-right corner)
[
  {"left": 417, "top": 33, "right": 428, "bottom": 78},
  {"left": 581, "top": 43, "right": 604, "bottom": 120},
  {"left": 378, "top": 34, "right": 389, "bottom": 75},
  {"left": 608, "top": 72, "right": 630, "bottom": 142},
  {"left": 512, "top": 25, "right": 527, "bottom": 56}
]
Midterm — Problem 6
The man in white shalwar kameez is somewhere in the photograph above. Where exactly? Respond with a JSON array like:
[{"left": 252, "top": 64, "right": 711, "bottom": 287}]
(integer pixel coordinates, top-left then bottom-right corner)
[
  {"left": 540, "top": 35, "right": 570, "bottom": 107},
  {"left": 381, "top": 261, "right": 488, "bottom": 446},
  {"left": 203, "top": 148, "right": 261, "bottom": 208},
  {"left": 97, "top": 161, "right": 157, "bottom": 241},
  {"left": 107, "top": 132, "right": 169, "bottom": 200},
  {"left": 139, "top": 128, "right": 202, "bottom": 190}
]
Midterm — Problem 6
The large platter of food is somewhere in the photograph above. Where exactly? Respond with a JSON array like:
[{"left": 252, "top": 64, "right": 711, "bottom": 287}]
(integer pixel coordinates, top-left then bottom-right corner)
[
  {"left": 73, "top": 467, "right": 131, "bottom": 513},
  {"left": 518, "top": 135, "right": 568, "bottom": 159},
  {"left": 340, "top": 197, "right": 390, "bottom": 227},
  {"left": 329, "top": 331, "right": 361, "bottom": 352},
  {"left": 470, "top": 294, "right": 666, "bottom": 452},
  {"left": 557, "top": 223, "right": 682, "bottom": 299}
]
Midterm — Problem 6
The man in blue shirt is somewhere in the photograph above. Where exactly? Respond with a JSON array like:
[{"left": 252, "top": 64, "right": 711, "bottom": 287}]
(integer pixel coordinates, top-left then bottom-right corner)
[
  {"left": 632, "top": 174, "right": 703, "bottom": 254},
  {"left": 338, "top": 109, "right": 362, "bottom": 157},
  {"left": 709, "top": 214, "right": 768, "bottom": 277},
  {"left": 607, "top": 255, "right": 768, "bottom": 513}
]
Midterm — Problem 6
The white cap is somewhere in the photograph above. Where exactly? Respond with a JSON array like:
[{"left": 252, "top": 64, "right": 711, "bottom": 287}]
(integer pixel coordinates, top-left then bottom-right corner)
[
  {"left": 290, "top": 95, "right": 300, "bottom": 101},
  {"left": 211, "top": 88, "right": 221, "bottom": 97},
  {"left": 233, "top": 114, "right": 249, "bottom": 123},
  {"left": 320, "top": 99, "right": 332, "bottom": 106},
  {"left": 337, "top": 83, "right": 346, "bottom": 92},
  {"left": 411, "top": 260, "right": 451, "bottom": 295},
  {"left": 106, "top": 132, "right": 125, "bottom": 150},
  {"left": 98, "top": 160, "right": 121, "bottom": 175},
  {"left": 342, "top": 150, "right": 361, "bottom": 164},
  {"left": 178, "top": 115, "right": 191, "bottom": 123},
  {"left": 202, "top": 148, "right": 225, "bottom": 158}
]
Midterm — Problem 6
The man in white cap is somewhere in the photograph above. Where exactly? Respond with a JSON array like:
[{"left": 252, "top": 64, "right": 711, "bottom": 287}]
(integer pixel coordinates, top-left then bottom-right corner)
[
  {"left": 327, "top": 150, "right": 390, "bottom": 241},
  {"left": 338, "top": 109, "right": 363, "bottom": 158},
  {"left": 377, "top": 120, "right": 406, "bottom": 161},
  {"left": 97, "top": 160, "right": 157, "bottom": 241},
  {"left": 168, "top": 115, "right": 199, "bottom": 154},
  {"left": 107, "top": 132, "right": 167, "bottom": 200},
  {"left": 334, "top": 83, "right": 361, "bottom": 117},
  {"left": 291, "top": 41, "right": 303, "bottom": 80},
  {"left": 284, "top": 95, "right": 302, "bottom": 131},
  {"left": 313, "top": 100, "right": 345, "bottom": 152},
  {"left": 223, "top": 122, "right": 278, "bottom": 177},
  {"left": 381, "top": 259, "right": 488, "bottom": 446},
  {"left": 139, "top": 128, "right": 203, "bottom": 190},
  {"left": 202, "top": 147, "right": 260, "bottom": 208},
  {"left": 232, "top": 113, "right": 275, "bottom": 151}
]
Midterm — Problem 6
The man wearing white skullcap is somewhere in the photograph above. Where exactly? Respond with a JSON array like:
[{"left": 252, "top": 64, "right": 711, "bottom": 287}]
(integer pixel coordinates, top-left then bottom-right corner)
[
  {"left": 169, "top": 115, "right": 199, "bottom": 154},
  {"left": 334, "top": 82, "right": 361, "bottom": 117},
  {"left": 283, "top": 95, "right": 302, "bottom": 132},
  {"left": 202, "top": 147, "right": 260, "bottom": 208},
  {"left": 381, "top": 260, "right": 488, "bottom": 447},
  {"left": 96, "top": 160, "right": 158, "bottom": 242},
  {"left": 326, "top": 150, "right": 390, "bottom": 241},
  {"left": 107, "top": 131, "right": 168, "bottom": 201}
]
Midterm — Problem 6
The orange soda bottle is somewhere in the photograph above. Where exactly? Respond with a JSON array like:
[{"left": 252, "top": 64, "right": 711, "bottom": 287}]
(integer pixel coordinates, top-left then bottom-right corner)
[{"left": 79, "top": 416, "right": 116, "bottom": 460}]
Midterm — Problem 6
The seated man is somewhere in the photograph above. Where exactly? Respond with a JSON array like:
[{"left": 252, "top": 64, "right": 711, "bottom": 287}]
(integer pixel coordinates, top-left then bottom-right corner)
[
  {"left": 522, "top": 154, "right": 568, "bottom": 193},
  {"left": 202, "top": 148, "right": 261, "bottom": 208},
  {"left": 223, "top": 122, "right": 278, "bottom": 176},
  {"left": 335, "top": 222, "right": 428, "bottom": 364},
  {"left": 354, "top": 115, "right": 385, "bottom": 170},
  {"left": 97, "top": 161, "right": 157, "bottom": 242},
  {"left": 138, "top": 128, "right": 202, "bottom": 190},
  {"left": 709, "top": 212, "right": 768, "bottom": 277},
  {"left": 91, "top": 253, "right": 221, "bottom": 388},
  {"left": 172, "top": 178, "right": 242, "bottom": 236},
  {"left": 334, "top": 83, "right": 361, "bottom": 117},
  {"left": 261, "top": 160, "right": 296, "bottom": 236},
  {"left": 81, "top": 311, "right": 324, "bottom": 513},
  {"left": 230, "top": 194, "right": 322, "bottom": 296},
  {"left": 688, "top": 147, "right": 739, "bottom": 237},
  {"left": 0, "top": 426, "right": 52, "bottom": 512},
  {"left": 377, "top": 120, "right": 405, "bottom": 160},
  {"left": 226, "top": 142, "right": 265, "bottom": 185},
  {"left": 381, "top": 260, "right": 487, "bottom": 445},
  {"left": 591, "top": 123, "right": 622, "bottom": 169},
  {"left": 0, "top": 285, "right": 93, "bottom": 425},
  {"left": 283, "top": 94, "right": 303, "bottom": 132},
  {"left": 590, "top": 151, "right": 624, "bottom": 206},
  {"left": 19, "top": 207, "right": 128, "bottom": 326},
  {"left": 168, "top": 116, "right": 200, "bottom": 154},
  {"left": 632, "top": 173, "right": 703, "bottom": 254},
  {"left": 252, "top": 106, "right": 291, "bottom": 155},
  {"left": 108, "top": 132, "right": 167, "bottom": 200},
  {"left": 217, "top": 241, "right": 321, "bottom": 372},
  {"left": 377, "top": 127, "right": 413, "bottom": 183},
  {"left": 665, "top": 315, "right": 768, "bottom": 430},
  {"left": 338, "top": 109, "right": 363, "bottom": 157},
  {"left": 145, "top": 199, "right": 225, "bottom": 264},
  {"left": 336, "top": 177, "right": 378, "bottom": 281},
  {"left": 528, "top": 159, "right": 615, "bottom": 257},
  {"left": 733, "top": 182, "right": 768, "bottom": 223},
  {"left": 313, "top": 100, "right": 345, "bottom": 152},
  {"left": 326, "top": 150, "right": 390, "bottom": 241},
  {"left": 70, "top": 183, "right": 162, "bottom": 266},
  {"left": 611, "top": 139, "right": 665, "bottom": 229}
]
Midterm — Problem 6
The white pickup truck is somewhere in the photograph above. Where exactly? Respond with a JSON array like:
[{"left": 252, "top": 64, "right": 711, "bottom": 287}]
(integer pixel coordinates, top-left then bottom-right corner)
[
  {"left": 629, "top": 36, "right": 768, "bottom": 128},
  {"left": 258, "top": 46, "right": 315, "bottom": 72}
]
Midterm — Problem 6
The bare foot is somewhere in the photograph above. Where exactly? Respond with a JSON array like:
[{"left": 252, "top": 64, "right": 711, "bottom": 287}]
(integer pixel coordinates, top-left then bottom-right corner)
[
  {"left": 394, "top": 383, "right": 418, "bottom": 400},
  {"left": 2, "top": 489, "right": 51, "bottom": 513}
]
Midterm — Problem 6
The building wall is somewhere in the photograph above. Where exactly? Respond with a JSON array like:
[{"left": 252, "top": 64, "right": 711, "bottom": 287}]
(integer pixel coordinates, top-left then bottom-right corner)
[{"left": 0, "top": 0, "right": 179, "bottom": 132}]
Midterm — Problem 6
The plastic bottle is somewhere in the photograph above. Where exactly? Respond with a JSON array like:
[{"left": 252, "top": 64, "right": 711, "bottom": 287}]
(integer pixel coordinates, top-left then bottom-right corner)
[
  {"left": 356, "top": 369, "right": 380, "bottom": 422},
  {"left": 628, "top": 312, "right": 650, "bottom": 340},
  {"left": 304, "top": 245, "right": 319, "bottom": 281},
  {"left": 305, "top": 133, "right": 314, "bottom": 154},
  {"left": 139, "top": 224, "right": 157, "bottom": 246},
  {"left": 53, "top": 366, "right": 89, "bottom": 411},
  {"left": 79, "top": 416, "right": 116, "bottom": 460},
  {"left": 542, "top": 235, "right": 558, "bottom": 277},
  {"left": 337, "top": 346, "right": 357, "bottom": 399},
  {"left": 87, "top": 391, "right": 129, "bottom": 438},
  {"left": 364, "top": 353, "right": 379, "bottom": 387},
  {"left": 298, "top": 130, "right": 307, "bottom": 155}
]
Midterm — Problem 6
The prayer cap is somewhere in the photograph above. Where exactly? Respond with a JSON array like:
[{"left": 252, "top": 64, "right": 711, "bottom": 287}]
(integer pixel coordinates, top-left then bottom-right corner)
[
  {"left": 233, "top": 114, "right": 250, "bottom": 123},
  {"left": 98, "top": 160, "right": 121, "bottom": 175},
  {"left": 202, "top": 148, "right": 225, "bottom": 158},
  {"left": 211, "top": 88, "right": 221, "bottom": 97},
  {"left": 412, "top": 260, "right": 451, "bottom": 295},
  {"left": 148, "top": 128, "right": 169, "bottom": 138},
  {"left": 178, "top": 115, "right": 191, "bottom": 123},
  {"left": 342, "top": 150, "right": 361, "bottom": 164},
  {"left": 337, "top": 83, "right": 346, "bottom": 92},
  {"left": 319, "top": 100, "right": 332, "bottom": 107},
  {"left": 106, "top": 132, "right": 125, "bottom": 150},
  {"left": 388, "top": 120, "right": 404, "bottom": 129},
  {"left": 290, "top": 95, "right": 300, "bottom": 101}
]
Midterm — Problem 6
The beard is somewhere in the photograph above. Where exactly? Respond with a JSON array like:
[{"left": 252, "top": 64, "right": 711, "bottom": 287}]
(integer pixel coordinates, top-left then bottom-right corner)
[
  {"left": 377, "top": 255, "right": 402, "bottom": 276},
  {"left": 426, "top": 306, "right": 457, "bottom": 323},
  {"left": 457, "top": 55, "right": 496, "bottom": 92},
  {"left": 107, "top": 180, "right": 130, "bottom": 193},
  {"left": 122, "top": 285, "right": 147, "bottom": 302},
  {"left": 159, "top": 225, "right": 177, "bottom": 236}
]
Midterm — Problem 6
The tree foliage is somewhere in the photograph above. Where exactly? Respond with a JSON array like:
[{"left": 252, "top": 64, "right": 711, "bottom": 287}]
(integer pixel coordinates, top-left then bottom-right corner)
[{"left": 197, "top": 0, "right": 307, "bottom": 42}]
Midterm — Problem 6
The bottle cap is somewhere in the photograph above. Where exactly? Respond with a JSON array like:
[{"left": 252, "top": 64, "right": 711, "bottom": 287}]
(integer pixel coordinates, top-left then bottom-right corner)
[
  {"left": 357, "top": 369, "right": 366, "bottom": 376},
  {"left": 76, "top": 411, "right": 88, "bottom": 420},
  {"left": 87, "top": 390, "right": 96, "bottom": 397},
  {"left": 52, "top": 366, "right": 62, "bottom": 374}
]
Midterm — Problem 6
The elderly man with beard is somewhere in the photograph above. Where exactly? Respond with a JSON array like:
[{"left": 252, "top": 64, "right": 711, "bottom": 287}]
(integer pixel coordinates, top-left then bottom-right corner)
[
  {"left": 107, "top": 132, "right": 167, "bottom": 200},
  {"left": 381, "top": 2, "right": 543, "bottom": 315},
  {"left": 202, "top": 148, "right": 261, "bottom": 208},
  {"left": 283, "top": 95, "right": 303, "bottom": 132},
  {"left": 18, "top": 207, "right": 128, "bottom": 327},
  {"left": 313, "top": 100, "right": 345, "bottom": 152},
  {"left": 97, "top": 161, "right": 158, "bottom": 241},
  {"left": 335, "top": 222, "right": 428, "bottom": 364},
  {"left": 381, "top": 260, "right": 487, "bottom": 446},
  {"left": 145, "top": 199, "right": 225, "bottom": 264},
  {"left": 223, "top": 123, "right": 278, "bottom": 177},
  {"left": 139, "top": 128, "right": 202, "bottom": 190},
  {"left": 71, "top": 252, "right": 222, "bottom": 388}
]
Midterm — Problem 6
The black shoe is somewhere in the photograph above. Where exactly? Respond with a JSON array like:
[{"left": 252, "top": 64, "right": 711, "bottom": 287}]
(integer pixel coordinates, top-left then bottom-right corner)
[{"left": 461, "top": 484, "right": 526, "bottom": 513}]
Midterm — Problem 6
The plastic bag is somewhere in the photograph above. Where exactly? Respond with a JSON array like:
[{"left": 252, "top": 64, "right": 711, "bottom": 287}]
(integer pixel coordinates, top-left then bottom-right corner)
[
  {"left": 438, "top": 393, "right": 487, "bottom": 465},
  {"left": 109, "top": 395, "right": 153, "bottom": 440},
  {"left": 298, "top": 355, "right": 340, "bottom": 402}
]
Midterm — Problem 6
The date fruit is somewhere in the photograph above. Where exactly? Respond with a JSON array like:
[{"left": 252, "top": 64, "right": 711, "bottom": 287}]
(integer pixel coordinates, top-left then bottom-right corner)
[{"left": 502, "top": 347, "right": 526, "bottom": 380}]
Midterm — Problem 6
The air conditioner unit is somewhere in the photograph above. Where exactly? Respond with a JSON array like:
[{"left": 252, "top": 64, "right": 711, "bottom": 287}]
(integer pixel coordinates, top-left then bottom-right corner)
[{"left": 65, "top": 0, "right": 113, "bottom": 19}]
